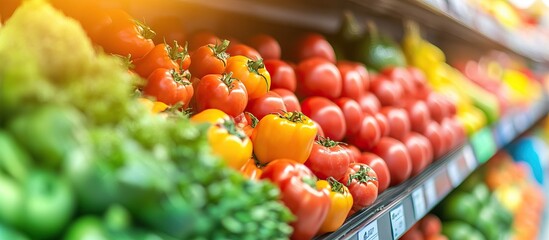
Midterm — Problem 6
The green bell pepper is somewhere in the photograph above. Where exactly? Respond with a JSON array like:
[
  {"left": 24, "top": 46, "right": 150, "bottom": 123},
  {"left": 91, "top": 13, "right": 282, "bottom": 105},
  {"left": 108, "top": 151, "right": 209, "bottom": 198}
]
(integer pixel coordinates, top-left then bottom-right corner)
[{"left": 352, "top": 21, "right": 407, "bottom": 71}]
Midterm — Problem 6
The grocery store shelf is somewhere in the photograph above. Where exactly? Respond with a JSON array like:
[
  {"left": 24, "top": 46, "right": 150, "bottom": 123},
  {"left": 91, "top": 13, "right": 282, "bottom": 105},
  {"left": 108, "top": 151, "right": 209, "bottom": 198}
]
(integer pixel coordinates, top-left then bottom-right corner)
[
  {"left": 163, "top": 0, "right": 549, "bottom": 63},
  {"left": 316, "top": 96, "right": 549, "bottom": 240}
]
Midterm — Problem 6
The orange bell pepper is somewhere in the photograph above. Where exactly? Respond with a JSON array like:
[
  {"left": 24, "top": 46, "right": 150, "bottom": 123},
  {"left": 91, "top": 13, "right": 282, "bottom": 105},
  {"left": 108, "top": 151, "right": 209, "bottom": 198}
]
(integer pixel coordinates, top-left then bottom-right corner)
[
  {"left": 239, "top": 157, "right": 262, "bottom": 180},
  {"left": 225, "top": 56, "right": 271, "bottom": 99},
  {"left": 252, "top": 111, "right": 317, "bottom": 165},
  {"left": 191, "top": 109, "right": 253, "bottom": 170},
  {"left": 316, "top": 177, "right": 354, "bottom": 234}
]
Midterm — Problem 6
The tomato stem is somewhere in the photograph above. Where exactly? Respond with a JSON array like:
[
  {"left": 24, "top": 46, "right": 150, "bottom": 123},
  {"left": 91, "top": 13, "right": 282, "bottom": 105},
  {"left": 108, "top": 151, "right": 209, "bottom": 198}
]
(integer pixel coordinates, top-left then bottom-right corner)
[
  {"left": 221, "top": 72, "right": 236, "bottom": 91},
  {"left": 166, "top": 40, "right": 185, "bottom": 63},
  {"left": 220, "top": 118, "right": 247, "bottom": 141},
  {"left": 247, "top": 58, "right": 270, "bottom": 92},
  {"left": 134, "top": 19, "right": 156, "bottom": 40},
  {"left": 280, "top": 111, "right": 307, "bottom": 123},
  {"left": 316, "top": 136, "right": 340, "bottom": 148},
  {"left": 245, "top": 112, "right": 259, "bottom": 128},
  {"left": 210, "top": 39, "right": 230, "bottom": 66},
  {"left": 346, "top": 165, "right": 377, "bottom": 186},
  {"left": 327, "top": 177, "right": 346, "bottom": 194}
]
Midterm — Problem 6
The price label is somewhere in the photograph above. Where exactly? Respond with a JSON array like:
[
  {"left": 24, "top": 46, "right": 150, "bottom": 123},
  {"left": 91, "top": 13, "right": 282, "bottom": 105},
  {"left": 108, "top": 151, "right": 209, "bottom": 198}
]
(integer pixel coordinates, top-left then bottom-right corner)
[
  {"left": 425, "top": 178, "right": 437, "bottom": 207},
  {"left": 447, "top": 159, "right": 461, "bottom": 187},
  {"left": 463, "top": 145, "right": 477, "bottom": 170},
  {"left": 390, "top": 205, "right": 406, "bottom": 239},
  {"left": 514, "top": 114, "right": 529, "bottom": 132},
  {"left": 499, "top": 117, "right": 515, "bottom": 144},
  {"left": 358, "top": 220, "right": 379, "bottom": 240},
  {"left": 412, "top": 187, "right": 426, "bottom": 220}
]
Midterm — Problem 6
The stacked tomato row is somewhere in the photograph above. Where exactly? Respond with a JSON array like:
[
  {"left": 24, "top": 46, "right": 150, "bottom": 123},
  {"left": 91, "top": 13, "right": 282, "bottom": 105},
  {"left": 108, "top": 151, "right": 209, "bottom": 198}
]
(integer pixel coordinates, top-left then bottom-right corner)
[{"left": 51, "top": 2, "right": 466, "bottom": 239}]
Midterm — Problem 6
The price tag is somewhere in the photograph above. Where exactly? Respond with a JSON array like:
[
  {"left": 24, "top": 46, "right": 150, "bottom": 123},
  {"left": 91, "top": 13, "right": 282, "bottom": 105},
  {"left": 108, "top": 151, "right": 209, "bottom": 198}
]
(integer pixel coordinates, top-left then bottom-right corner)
[
  {"left": 447, "top": 159, "right": 461, "bottom": 187},
  {"left": 425, "top": 178, "right": 437, "bottom": 207},
  {"left": 463, "top": 145, "right": 477, "bottom": 170},
  {"left": 390, "top": 205, "right": 406, "bottom": 239},
  {"left": 499, "top": 117, "right": 515, "bottom": 144},
  {"left": 514, "top": 113, "right": 530, "bottom": 132},
  {"left": 412, "top": 187, "right": 426, "bottom": 220},
  {"left": 357, "top": 220, "right": 379, "bottom": 240}
]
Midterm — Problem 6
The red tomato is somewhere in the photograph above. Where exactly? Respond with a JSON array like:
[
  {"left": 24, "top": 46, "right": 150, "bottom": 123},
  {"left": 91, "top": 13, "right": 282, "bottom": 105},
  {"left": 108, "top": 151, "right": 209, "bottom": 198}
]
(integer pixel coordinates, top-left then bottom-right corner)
[
  {"left": 449, "top": 116, "right": 466, "bottom": 146},
  {"left": 347, "top": 114, "right": 381, "bottom": 150},
  {"left": 400, "top": 225, "right": 423, "bottom": 240},
  {"left": 96, "top": 9, "right": 155, "bottom": 60},
  {"left": 195, "top": 73, "right": 248, "bottom": 117},
  {"left": 423, "top": 121, "right": 447, "bottom": 158},
  {"left": 294, "top": 33, "right": 336, "bottom": 63},
  {"left": 403, "top": 99, "right": 431, "bottom": 134},
  {"left": 264, "top": 60, "right": 297, "bottom": 92},
  {"left": 335, "top": 98, "right": 364, "bottom": 137},
  {"left": 339, "top": 61, "right": 370, "bottom": 91},
  {"left": 296, "top": 58, "right": 342, "bottom": 99},
  {"left": 271, "top": 88, "right": 301, "bottom": 112},
  {"left": 374, "top": 112, "right": 390, "bottom": 137},
  {"left": 421, "top": 214, "right": 442, "bottom": 237},
  {"left": 357, "top": 92, "right": 381, "bottom": 115},
  {"left": 382, "top": 67, "right": 417, "bottom": 97},
  {"left": 337, "top": 62, "right": 365, "bottom": 100},
  {"left": 407, "top": 66, "right": 428, "bottom": 89},
  {"left": 260, "top": 159, "right": 331, "bottom": 240},
  {"left": 301, "top": 97, "right": 346, "bottom": 141},
  {"left": 305, "top": 137, "right": 352, "bottom": 181},
  {"left": 245, "top": 91, "right": 287, "bottom": 120},
  {"left": 313, "top": 120, "right": 325, "bottom": 139},
  {"left": 143, "top": 68, "right": 194, "bottom": 107},
  {"left": 133, "top": 42, "right": 181, "bottom": 79},
  {"left": 372, "top": 137, "right": 412, "bottom": 186},
  {"left": 440, "top": 118, "right": 456, "bottom": 150},
  {"left": 380, "top": 107, "right": 411, "bottom": 140},
  {"left": 342, "top": 163, "right": 379, "bottom": 211},
  {"left": 356, "top": 152, "right": 391, "bottom": 193},
  {"left": 426, "top": 92, "right": 450, "bottom": 123},
  {"left": 189, "top": 40, "right": 229, "bottom": 79},
  {"left": 226, "top": 43, "right": 262, "bottom": 60},
  {"left": 188, "top": 30, "right": 220, "bottom": 51},
  {"left": 248, "top": 34, "right": 281, "bottom": 60},
  {"left": 402, "top": 132, "right": 433, "bottom": 177},
  {"left": 343, "top": 145, "right": 361, "bottom": 163},
  {"left": 370, "top": 75, "right": 403, "bottom": 106}
]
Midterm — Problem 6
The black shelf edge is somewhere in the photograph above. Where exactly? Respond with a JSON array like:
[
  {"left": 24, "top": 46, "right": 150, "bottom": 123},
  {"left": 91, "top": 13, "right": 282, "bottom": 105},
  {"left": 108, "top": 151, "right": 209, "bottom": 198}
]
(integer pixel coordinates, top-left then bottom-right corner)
[{"left": 316, "top": 95, "right": 549, "bottom": 240}]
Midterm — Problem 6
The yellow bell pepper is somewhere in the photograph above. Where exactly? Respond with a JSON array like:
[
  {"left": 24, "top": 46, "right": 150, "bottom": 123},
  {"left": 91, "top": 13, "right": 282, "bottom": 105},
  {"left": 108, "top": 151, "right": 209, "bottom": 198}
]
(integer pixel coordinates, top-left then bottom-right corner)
[
  {"left": 316, "top": 178, "right": 353, "bottom": 234},
  {"left": 252, "top": 111, "right": 317, "bottom": 165},
  {"left": 191, "top": 109, "right": 253, "bottom": 170}
]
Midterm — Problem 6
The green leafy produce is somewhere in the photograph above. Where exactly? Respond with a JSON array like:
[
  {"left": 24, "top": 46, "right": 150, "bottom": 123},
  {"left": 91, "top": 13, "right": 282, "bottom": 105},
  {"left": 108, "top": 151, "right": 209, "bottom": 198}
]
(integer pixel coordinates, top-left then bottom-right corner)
[{"left": 0, "top": 0, "right": 293, "bottom": 239}]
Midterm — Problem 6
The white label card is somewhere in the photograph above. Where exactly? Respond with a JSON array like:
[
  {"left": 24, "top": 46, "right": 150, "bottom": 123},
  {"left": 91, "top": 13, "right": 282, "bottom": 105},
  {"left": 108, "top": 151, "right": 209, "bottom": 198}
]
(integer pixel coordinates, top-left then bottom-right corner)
[
  {"left": 463, "top": 145, "right": 477, "bottom": 170},
  {"left": 425, "top": 178, "right": 437, "bottom": 207},
  {"left": 390, "top": 205, "right": 406, "bottom": 239},
  {"left": 447, "top": 159, "right": 461, "bottom": 187},
  {"left": 357, "top": 220, "right": 379, "bottom": 240},
  {"left": 412, "top": 187, "right": 426, "bottom": 220}
]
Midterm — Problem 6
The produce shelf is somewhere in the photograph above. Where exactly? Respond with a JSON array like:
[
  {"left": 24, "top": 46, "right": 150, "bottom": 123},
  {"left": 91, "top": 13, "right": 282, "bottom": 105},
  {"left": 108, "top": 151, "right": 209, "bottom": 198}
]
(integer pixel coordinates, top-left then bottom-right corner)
[
  {"left": 315, "top": 95, "right": 549, "bottom": 240},
  {"left": 165, "top": 0, "right": 549, "bottom": 62}
]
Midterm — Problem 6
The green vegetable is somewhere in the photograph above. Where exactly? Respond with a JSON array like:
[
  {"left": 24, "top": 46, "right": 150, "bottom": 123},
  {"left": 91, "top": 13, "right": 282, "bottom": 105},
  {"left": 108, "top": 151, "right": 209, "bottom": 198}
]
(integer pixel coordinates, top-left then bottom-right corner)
[
  {"left": 8, "top": 105, "right": 88, "bottom": 169},
  {"left": 351, "top": 21, "right": 406, "bottom": 71},
  {"left": 436, "top": 191, "right": 480, "bottom": 225},
  {"left": 0, "top": 223, "right": 29, "bottom": 240},
  {"left": 442, "top": 221, "right": 486, "bottom": 240}
]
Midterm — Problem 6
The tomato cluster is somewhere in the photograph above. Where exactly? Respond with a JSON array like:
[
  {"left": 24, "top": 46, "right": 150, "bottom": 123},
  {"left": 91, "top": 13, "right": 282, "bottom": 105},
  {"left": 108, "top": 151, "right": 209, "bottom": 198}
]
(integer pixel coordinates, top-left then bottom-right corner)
[{"left": 59, "top": 5, "right": 465, "bottom": 238}]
